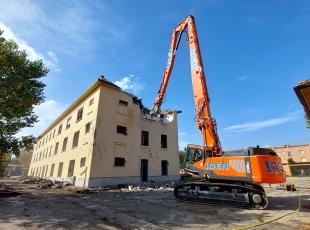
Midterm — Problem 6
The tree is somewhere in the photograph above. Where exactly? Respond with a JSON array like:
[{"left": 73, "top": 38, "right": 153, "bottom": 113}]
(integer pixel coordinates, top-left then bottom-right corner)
[
  {"left": 179, "top": 150, "right": 186, "bottom": 167},
  {"left": 287, "top": 158, "right": 296, "bottom": 165},
  {"left": 0, "top": 30, "right": 48, "bottom": 174}
]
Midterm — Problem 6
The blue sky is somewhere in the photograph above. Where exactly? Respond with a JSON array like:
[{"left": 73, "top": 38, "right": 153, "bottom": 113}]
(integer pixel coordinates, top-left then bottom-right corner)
[{"left": 1, "top": 0, "right": 310, "bottom": 150}]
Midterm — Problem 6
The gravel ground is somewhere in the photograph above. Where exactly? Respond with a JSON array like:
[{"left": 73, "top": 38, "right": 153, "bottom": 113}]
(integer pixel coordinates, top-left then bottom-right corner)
[{"left": 0, "top": 177, "right": 309, "bottom": 230}]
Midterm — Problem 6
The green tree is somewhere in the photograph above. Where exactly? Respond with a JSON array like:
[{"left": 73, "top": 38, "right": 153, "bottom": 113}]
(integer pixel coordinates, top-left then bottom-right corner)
[
  {"left": 179, "top": 150, "right": 186, "bottom": 167},
  {"left": 0, "top": 30, "right": 48, "bottom": 174},
  {"left": 287, "top": 158, "right": 296, "bottom": 165}
]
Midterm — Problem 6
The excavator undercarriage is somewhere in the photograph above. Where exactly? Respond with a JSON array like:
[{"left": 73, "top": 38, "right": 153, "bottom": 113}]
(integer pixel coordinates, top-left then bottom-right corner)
[{"left": 174, "top": 179, "right": 268, "bottom": 209}]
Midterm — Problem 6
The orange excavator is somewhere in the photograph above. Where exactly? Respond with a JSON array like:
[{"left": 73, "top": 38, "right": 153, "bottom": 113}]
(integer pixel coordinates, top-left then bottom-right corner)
[{"left": 150, "top": 15, "right": 286, "bottom": 208}]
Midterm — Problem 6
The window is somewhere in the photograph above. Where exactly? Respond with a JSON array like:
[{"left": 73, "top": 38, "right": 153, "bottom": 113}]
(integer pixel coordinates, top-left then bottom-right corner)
[
  {"left": 50, "top": 164, "right": 55, "bottom": 177},
  {"left": 161, "top": 134, "right": 167, "bottom": 149},
  {"left": 67, "top": 160, "right": 75, "bottom": 177},
  {"left": 119, "top": 100, "right": 128, "bottom": 107},
  {"left": 72, "top": 131, "right": 80, "bottom": 148},
  {"left": 114, "top": 157, "right": 125, "bottom": 166},
  {"left": 85, "top": 122, "right": 91, "bottom": 134},
  {"left": 76, "top": 107, "right": 83, "bottom": 122},
  {"left": 80, "top": 157, "right": 86, "bottom": 167},
  {"left": 49, "top": 146, "right": 52, "bottom": 157},
  {"left": 62, "top": 137, "right": 68, "bottom": 152},
  {"left": 45, "top": 165, "right": 48, "bottom": 177},
  {"left": 57, "top": 162, "right": 63, "bottom": 177},
  {"left": 299, "top": 149, "right": 304, "bottom": 154},
  {"left": 301, "top": 157, "right": 306, "bottom": 162},
  {"left": 54, "top": 142, "right": 59, "bottom": 155},
  {"left": 141, "top": 131, "right": 149, "bottom": 146},
  {"left": 58, "top": 124, "right": 63, "bottom": 135},
  {"left": 89, "top": 98, "right": 94, "bottom": 106},
  {"left": 288, "top": 151, "right": 292, "bottom": 157},
  {"left": 161, "top": 160, "right": 169, "bottom": 176},
  {"left": 49, "top": 133, "right": 51, "bottom": 141},
  {"left": 117, "top": 125, "right": 127, "bottom": 135},
  {"left": 66, "top": 117, "right": 71, "bottom": 129},
  {"left": 53, "top": 129, "right": 56, "bottom": 138}
]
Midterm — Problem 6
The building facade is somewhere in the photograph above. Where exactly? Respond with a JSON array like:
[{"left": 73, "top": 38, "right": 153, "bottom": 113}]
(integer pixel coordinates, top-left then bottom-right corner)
[
  {"left": 28, "top": 77, "right": 180, "bottom": 187},
  {"left": 274, "top": 144, "right": 310, "bottom": 176},
  {"left": 273, "top": 144, "right": 310, "bottom": 163}
]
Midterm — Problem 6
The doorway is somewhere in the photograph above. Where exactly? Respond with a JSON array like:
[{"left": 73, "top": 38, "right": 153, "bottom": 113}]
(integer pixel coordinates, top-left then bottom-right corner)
[{"left": 141, "top": 159, "right": 148, "bottom": 182}]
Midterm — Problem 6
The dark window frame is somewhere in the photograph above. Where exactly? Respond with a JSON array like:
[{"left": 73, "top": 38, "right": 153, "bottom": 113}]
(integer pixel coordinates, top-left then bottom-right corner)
[
  {"left": 141, "top": 130, "right": 149, "bottom": 146},
  {"left": 161, "top": 160, "right": 169, "bottom": 176},
  {"left": 80, "top": 157, "right": 86, "bottom": 167},
  {"left": 58, "top": 124, "right": 63, "bottom": 135},
  {"left": 161, "top": 134, "right": 168, "bottom": 149},
  {"left": 119, "top": 100, "right": 128, "bottom": 107},
  {"left": 66, "top": 117, "right": 72, "bottom": 129},
  {"left": 76, "top": 108, "right": 84, "bottom": 122},
  {"left": 89, "top": 98, "right": 94, "bottom": 106},
  {"left": 57, "top": 162, "right": 63, "bottom": 177},
  {"left": 62, "top": 137, "right": 68, "bottom": 152},
  {"left": 117, "top": 125, "right": 127, "bottom": 135},
  {"left": 54, "top": 142, "right": 59, "bottom": 155},
  {"left": 85, "top": 122, "right": 91, "bottom": 134},
  {"left": 50, "top": 164, "right": 55, "bottom": 177},
  {"left": 67, "top": 160, "right": 75, "bottom": 177},
  {"left": 114, "top": 157, "right": 125, "bottom": 167},
  {"left": 72, "top": 131, "right": 80, "bottom": 148}
]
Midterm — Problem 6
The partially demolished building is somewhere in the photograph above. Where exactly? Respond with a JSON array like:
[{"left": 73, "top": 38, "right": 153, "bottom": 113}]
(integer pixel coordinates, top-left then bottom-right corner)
[{"left": 28, "top": 77, "right": 180, "bottom": 187}]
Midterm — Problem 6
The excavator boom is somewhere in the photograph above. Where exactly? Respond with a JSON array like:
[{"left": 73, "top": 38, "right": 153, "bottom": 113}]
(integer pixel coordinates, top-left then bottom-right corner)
[{"left": 150, "top": 15, "right": 221, "bottom": 156}]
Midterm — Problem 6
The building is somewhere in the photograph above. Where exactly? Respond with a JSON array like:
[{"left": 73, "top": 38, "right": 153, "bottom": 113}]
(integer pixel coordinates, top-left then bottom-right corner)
[
  {"left": 28, "top": 77, "right": 180, "bottom": 187},
  {"left": 273, "top": 144, "right": 310, "bottom": 163},
  {"left": 274, "top": 144, "right": 310, "bottom": 176}
]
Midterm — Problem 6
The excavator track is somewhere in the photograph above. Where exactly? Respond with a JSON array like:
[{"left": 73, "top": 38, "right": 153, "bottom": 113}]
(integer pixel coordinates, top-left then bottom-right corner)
[{"left": 174, "top": 180, "right": 268, "bottom": 209}]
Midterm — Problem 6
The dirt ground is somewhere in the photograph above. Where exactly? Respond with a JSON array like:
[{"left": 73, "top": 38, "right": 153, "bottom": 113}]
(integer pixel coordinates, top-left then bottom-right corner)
[{"left": 0, "top": 177, "right": 310, "bottom": 230}]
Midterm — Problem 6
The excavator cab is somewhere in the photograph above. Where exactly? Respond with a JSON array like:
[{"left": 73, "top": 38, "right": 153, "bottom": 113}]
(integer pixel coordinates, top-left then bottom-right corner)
[{"left": 184, "top": 144, "right": 204, "bottom": 165}]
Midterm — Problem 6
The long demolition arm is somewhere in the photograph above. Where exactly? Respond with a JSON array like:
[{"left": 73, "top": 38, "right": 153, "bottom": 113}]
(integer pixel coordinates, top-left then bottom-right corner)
[{"left": 150, "top": 15, "right": 222, "bottom": 155}]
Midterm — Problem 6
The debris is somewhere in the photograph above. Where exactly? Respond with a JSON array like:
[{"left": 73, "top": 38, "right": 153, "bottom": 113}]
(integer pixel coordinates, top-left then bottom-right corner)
[
  {"left": 118, "top": 181, "right": 176, "bottom": 192},
  {"left": 0, "top": 183, "right": 20, "bottom": 197},
  {"left": 20, "top": 176, "right": 73, "bottom": 190}
]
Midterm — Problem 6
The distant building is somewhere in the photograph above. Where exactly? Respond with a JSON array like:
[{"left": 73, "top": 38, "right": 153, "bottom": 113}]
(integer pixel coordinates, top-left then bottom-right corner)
[
  {"left": 28, "top": 77, "right": 180, "bottom": 187},
  {"left": 274, "top": 144, "right": 310, "bottom": 176},
  {"left": 273, "top": 144, "right": 310, "bottom": 163}
]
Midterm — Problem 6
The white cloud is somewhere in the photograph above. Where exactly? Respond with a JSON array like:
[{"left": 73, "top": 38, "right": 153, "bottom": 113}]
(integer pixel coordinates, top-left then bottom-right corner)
[
  {"left": 225, "top": 115, "right": 300, "bottom": 132},
  {"left": 17, "top": 100, "right": 67, "bottom": 137},
  {"left": 237, "top": 75, "right": 252, "bottom": 81},
  {"left": 0, "top": 1, "right": 130, "bottom": 58},
  {"left": 113, "top": 75, "right": 144, "bottom": 94},
  {"left": 0, "top": 22, "right": 59, "bottom": 71},
  {"left": 178, "top": 132, "right": 187, "bottom": 136}
]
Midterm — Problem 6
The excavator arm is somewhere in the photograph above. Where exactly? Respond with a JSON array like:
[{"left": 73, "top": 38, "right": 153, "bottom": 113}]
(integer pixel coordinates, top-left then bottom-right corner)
[{"left": 150, "top": 15, "right": 222, "bottom": 156}]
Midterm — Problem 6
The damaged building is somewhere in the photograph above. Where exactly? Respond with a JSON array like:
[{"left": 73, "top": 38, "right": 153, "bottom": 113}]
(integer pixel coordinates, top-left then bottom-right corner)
[{"left": 28, "top": 76, "right": 180, "bottom": 187}]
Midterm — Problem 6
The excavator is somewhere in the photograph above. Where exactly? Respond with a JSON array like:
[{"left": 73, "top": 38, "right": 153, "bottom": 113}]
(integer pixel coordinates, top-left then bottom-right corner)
[{"left": 150, "top": 15, "right": 286, "bottom": 209}]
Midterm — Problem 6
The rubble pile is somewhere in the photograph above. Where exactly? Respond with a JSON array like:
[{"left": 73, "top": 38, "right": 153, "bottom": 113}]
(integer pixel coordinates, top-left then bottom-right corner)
[
  {"left": 119, "top": 181, "right": 176, "bottom": 192},
  {"left": 20, "top": 176, "right": 73, "bottom": 189},
  {"left": 0, "top": 183, "right": 20, "bottom": 197}
]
